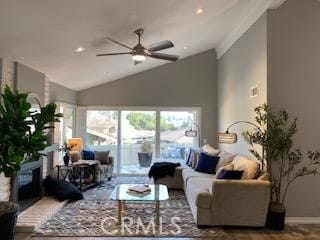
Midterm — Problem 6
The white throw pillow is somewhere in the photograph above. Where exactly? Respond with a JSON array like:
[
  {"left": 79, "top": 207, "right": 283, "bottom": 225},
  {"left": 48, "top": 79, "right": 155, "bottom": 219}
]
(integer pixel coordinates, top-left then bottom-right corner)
[
  {"left": 232, "top": 155, "right": 260, "bottom": 180},
  {"left": 201, "top": 144, "right": 221, "bottom": 156},
  {"left": 216, "top": 151, "right": 235, "bottom": 171}
]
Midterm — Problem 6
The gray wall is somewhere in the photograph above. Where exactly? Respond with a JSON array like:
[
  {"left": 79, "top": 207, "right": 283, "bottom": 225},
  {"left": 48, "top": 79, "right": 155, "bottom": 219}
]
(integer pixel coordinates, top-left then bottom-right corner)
[
  {"left": 49, "top": 82, "right": 77, "bottom": 105},
  {"left": 217, "top": 13, "right": 267, "bottom": 155},
  {"left": 267, "top": 0, "right": 320, "bottom": 217},
  {"left": 0, "top": 58, "right": 2, "bottom": 85},
  {"left": 15, "top": 62, "right": 45, "bottom": 105},
  {"left": 78, "top": 50, "right": 217, "bottom": 145}
]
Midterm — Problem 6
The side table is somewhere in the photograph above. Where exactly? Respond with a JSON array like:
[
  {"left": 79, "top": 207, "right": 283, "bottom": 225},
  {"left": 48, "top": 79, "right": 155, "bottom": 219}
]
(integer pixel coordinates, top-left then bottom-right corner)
[{"left": 57, "top": 160, "right": 99, "bottom": 191}]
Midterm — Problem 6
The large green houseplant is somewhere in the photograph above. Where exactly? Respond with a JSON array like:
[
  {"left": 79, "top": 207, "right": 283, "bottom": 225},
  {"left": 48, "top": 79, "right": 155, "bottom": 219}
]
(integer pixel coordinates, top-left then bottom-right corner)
[
  {"left": 0, "top": 86, "right": 62, "bottom": 239},
  {"left": 243, "top": 104, "right": 320, "bottom": 230}
]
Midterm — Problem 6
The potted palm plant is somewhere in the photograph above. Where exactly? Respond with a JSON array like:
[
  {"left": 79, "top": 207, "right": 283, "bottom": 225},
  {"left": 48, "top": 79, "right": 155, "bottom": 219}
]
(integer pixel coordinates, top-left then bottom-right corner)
[
  {"left": 243, "top": 104, "right": 320, "bottom": 230},
  {"left": 138, "top": 139, "right": 153, "bottom": 167},
  {"left": 0, "top": 86, "right": 62, "bottom": 240}
]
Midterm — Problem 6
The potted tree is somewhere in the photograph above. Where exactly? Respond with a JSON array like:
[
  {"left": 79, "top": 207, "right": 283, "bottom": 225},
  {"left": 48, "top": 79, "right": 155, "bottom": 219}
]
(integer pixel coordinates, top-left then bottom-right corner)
[
  {"left": 243, "top": 104, "right": 320, "bottom": 230},
  {"left": 138, "top": 139, "right": 153, "bottom": 167},
  {"left": 0, "top": 86, "right": 62, "bottom": 240}
]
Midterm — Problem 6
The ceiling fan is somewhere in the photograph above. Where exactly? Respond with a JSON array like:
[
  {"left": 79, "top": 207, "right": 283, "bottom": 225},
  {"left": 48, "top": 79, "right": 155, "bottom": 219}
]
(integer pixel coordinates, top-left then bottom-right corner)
[{"left": 96, "top": 28, "right": 180, "bottom": 64}]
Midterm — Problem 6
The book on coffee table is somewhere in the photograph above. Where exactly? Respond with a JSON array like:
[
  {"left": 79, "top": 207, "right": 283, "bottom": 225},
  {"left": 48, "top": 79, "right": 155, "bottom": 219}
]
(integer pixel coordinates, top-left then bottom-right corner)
[{"left": 127, "top": 185, "right": 151, "bottom": 194}]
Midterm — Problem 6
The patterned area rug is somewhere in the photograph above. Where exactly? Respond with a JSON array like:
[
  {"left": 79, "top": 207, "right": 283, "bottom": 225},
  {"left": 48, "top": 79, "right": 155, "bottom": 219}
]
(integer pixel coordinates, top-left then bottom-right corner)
[{"left": 34, "top": 177, "right": 229, "bottom": 238}]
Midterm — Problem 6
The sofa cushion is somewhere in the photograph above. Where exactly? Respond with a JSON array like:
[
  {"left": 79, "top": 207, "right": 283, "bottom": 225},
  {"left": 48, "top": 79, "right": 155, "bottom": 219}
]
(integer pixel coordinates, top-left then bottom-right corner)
[
  {"left": 216, "top": 151, "right": 235, "bottom": 171},
  {"left": 195, "top": 152, "right": 220, "bottom": 174},
  {"left": 201, "top": 144, "right": 220, "bottom": 156},
  {"left": 186, "top": 177, "right": 213, "bottom": 209},
  {"left": 232, "top": 155, "right": 260, "bottom": 180},
  {"left": 182, "top": 168, "right": 216, "bottom": 185},
  {"left": 94, "top": 151, "right": 110, "bottom": 164}
]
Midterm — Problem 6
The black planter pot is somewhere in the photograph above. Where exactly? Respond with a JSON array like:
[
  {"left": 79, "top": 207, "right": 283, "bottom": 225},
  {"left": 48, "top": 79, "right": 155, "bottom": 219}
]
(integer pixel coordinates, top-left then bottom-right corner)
[
  {"left": 266, "top": 203, "right": 286, "bottom": 230},
  {"left": 63, "top": 153, "right": 70, "bottom": 166},
  {"left": 138, "top": 152, "right": 153, "bottom": 167},
  {"left": 0, "top": 201, "right": 19, "bottom": 240}
]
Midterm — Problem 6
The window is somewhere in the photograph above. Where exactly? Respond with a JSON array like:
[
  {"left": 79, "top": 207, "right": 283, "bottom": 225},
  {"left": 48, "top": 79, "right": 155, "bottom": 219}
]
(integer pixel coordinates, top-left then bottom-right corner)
[{"left": 85, "top": 107, "right": 200, "bottom": 175}]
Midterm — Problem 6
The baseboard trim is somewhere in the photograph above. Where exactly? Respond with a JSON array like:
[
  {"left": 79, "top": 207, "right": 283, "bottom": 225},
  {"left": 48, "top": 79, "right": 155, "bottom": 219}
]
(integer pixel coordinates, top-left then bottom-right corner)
[{"left": 285, "top": 217, "right": 320, "bottom": 224}]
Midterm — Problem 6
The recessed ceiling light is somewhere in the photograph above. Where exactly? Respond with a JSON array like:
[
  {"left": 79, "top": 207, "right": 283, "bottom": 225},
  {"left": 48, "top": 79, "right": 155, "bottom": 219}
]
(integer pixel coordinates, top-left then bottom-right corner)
[
  {"left": 103, "top": 71, "right": 108, "bottom": 75},
  {"left": 75, "top": 47, "right": 85, "bottom": 53},
  {"left": 183, "top": 46, "right": 188, "bottom": 50},
  {"left": 196, "top": 8, "right": 204, "bottom": 15}
]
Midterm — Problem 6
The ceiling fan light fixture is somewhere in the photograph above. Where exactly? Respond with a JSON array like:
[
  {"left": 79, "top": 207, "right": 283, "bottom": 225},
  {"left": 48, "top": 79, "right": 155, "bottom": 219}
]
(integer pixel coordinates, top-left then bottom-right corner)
[{"left": 132, "top": 54, "right": 146, "bottom": 61}]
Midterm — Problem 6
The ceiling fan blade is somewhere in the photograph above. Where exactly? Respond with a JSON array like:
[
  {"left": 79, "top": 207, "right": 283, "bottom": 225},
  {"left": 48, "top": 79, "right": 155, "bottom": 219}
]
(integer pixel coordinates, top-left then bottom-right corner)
[
  {"left": 149, "top": 52, "right": 179, "bottom": 61},
  {"left": 106, "top": 37, "right": 133, "bottom": 50},
  {"left": 96, "top": 52, "right": 131, "bottom": 56},
  {"left": 147, "top": 40, "right": 174, "bottom": 52}
]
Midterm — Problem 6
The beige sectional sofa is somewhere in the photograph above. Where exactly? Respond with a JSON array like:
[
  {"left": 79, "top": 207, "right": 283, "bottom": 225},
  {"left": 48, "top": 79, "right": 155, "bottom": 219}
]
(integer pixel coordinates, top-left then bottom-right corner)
[{"left": 154, "top": 149, "right": 271, "bottom": 227}]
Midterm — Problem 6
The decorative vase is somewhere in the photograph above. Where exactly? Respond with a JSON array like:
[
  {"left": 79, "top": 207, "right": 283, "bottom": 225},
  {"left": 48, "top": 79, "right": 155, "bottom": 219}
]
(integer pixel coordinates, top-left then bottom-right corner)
[
  {"left": 63, "top": 153, "right": 70, "bottom": 166},
  {"left": 266, "top": 202, "right": 286, "bottom": 230},
  {"left": 0, "top": 201, "right": 19, "bottom": 240}
]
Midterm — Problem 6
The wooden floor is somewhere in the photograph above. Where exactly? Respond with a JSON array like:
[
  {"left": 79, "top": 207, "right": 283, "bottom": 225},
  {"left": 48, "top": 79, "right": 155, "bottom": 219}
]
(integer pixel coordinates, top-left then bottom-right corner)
[{"left": 15, "top": 225, "right": 320, "bottom": 240}]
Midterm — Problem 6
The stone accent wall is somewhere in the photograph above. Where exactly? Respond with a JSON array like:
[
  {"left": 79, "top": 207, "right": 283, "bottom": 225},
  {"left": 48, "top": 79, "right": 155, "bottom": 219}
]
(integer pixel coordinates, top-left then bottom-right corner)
[
  {"left": 1, "top": 59, "right": 15, "bottom": 89},
  {"left": 42, "top": 77, "right": 51, "bottom": 177},
  {"left": 0, "top": 59, "right": 15, "bottom": 201}
]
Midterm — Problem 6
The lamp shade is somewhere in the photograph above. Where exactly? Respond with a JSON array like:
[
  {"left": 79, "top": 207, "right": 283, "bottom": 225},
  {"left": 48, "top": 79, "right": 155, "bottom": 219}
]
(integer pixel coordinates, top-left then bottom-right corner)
[
  {"left": 217, "top": 133, "right": 237, "bottom": 144},
  {"left": 67, "top": 138, "right": 83, "bottom": 151}
]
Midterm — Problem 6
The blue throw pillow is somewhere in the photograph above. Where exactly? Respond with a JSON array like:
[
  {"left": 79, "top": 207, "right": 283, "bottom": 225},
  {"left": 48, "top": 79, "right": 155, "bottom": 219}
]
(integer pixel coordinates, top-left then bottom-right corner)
[
  {"left": 217, "top": 169, "right": 244, "bottom": 180},
  {"left": 186, "top": 150, "right": 192, "bottom": 166},
  {"left": 195, "top": 152, "right": 220, "bottom": 174},
  {"left": 83, "top": 150, "right": 95, "bottom": 160}
]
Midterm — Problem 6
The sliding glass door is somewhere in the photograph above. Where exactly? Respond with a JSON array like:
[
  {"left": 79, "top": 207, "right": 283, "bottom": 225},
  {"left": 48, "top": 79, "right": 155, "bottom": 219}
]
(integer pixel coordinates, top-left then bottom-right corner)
[
  {"left": 120, "top": 111, "right": 156, "bottom": 174},
  {"left": 85, "top": 107, "right": 200, "bottom": 175},
  {"left": 160, "top": 111, "right": 198, "bottom": 160},
  {"left": 86, "top": 110, "right": 118, "bottom": 167}
]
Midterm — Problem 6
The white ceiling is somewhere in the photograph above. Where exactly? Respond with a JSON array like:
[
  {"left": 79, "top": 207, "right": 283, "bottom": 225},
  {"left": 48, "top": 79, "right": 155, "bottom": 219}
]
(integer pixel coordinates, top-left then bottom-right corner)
[{"left": 0, "top": 0, "right": 282, "bottom": 91}]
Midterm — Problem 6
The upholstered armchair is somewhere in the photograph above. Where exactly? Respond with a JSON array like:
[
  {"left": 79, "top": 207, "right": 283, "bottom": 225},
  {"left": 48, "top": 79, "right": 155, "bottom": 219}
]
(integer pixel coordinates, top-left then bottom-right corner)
[
  {"left": 93, "top": 151, "right": 114, "bottom": 182},
  {"left": 67, "top": 138, "right": 114, "bottom": 182}
]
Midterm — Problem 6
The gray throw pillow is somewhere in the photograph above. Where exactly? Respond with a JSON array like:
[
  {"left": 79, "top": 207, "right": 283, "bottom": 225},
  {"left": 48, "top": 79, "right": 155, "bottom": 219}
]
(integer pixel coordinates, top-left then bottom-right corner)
[{"left": 94, "top": 151, "right": 110, "bottom": 164}]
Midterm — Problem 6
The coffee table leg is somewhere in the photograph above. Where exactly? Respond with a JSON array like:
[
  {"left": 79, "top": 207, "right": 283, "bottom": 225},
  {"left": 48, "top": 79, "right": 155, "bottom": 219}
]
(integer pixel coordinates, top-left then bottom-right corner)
[
  {"left": 155, "top": 201, "right": 160, "bottom": 225},
  {"left": 117, "top": 200, "right": 122, "bottom": 225}
]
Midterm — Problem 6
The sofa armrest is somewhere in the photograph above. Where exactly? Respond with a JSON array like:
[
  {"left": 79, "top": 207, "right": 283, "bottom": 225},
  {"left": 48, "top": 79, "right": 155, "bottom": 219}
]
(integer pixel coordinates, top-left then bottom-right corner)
[
  {"left": 210, "top": 179, "right": 270, "bottom": 212},
  {"left": 211, "top": 179, "right": 270, "bottom": 200},
  {"left": 207, "top": 179, "right": 270, "bottom": 226}
]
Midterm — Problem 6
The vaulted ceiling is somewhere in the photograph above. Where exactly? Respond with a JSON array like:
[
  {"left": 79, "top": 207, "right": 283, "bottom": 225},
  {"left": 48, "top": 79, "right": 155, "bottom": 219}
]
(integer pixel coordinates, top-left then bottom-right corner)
[{"left": 0, "top": 0, "right": 283, "bottom": 90}]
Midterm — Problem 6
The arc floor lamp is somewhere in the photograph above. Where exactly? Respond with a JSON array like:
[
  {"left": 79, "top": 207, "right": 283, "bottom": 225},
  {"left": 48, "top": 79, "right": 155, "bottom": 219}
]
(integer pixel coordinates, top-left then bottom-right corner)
[{"left": 217, "top": 121, "right": 259, "bottom": 144}]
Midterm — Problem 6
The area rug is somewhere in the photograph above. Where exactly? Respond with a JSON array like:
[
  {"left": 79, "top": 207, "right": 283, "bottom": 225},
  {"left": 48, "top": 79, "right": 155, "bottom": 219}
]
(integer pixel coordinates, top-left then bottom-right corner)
[{"left": 34, "top": 177, "right": 229, "bottom": 238}]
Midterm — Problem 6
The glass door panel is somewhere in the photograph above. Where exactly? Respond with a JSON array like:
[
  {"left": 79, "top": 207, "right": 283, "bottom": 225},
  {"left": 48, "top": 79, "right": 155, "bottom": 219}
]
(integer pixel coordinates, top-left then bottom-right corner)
[
  {"left": 120, "top": 111, "right": 156, "bottom": 174},
  {"left": 86, "top": 110, "right": 118, "bottom": 167},
  {"left": 160, "top": 111, "right": 198, "bottom": 160}
]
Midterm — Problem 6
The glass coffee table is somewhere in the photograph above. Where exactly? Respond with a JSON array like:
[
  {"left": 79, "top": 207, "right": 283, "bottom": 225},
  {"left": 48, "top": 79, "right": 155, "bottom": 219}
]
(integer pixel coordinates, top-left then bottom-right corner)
[{"left": 110, "top": 184, "right": 169, "bottom": 225}]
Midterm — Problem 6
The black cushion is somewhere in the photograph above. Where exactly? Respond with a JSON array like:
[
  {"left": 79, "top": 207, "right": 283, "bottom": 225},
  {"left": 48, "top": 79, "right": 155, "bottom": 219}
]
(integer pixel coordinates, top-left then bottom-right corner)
[
  {"left": 43, "top": 176, "right": 83, "bottom": 201},
  {"left": 216, "top": 169, "right": 244, "bottom": 180}
]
